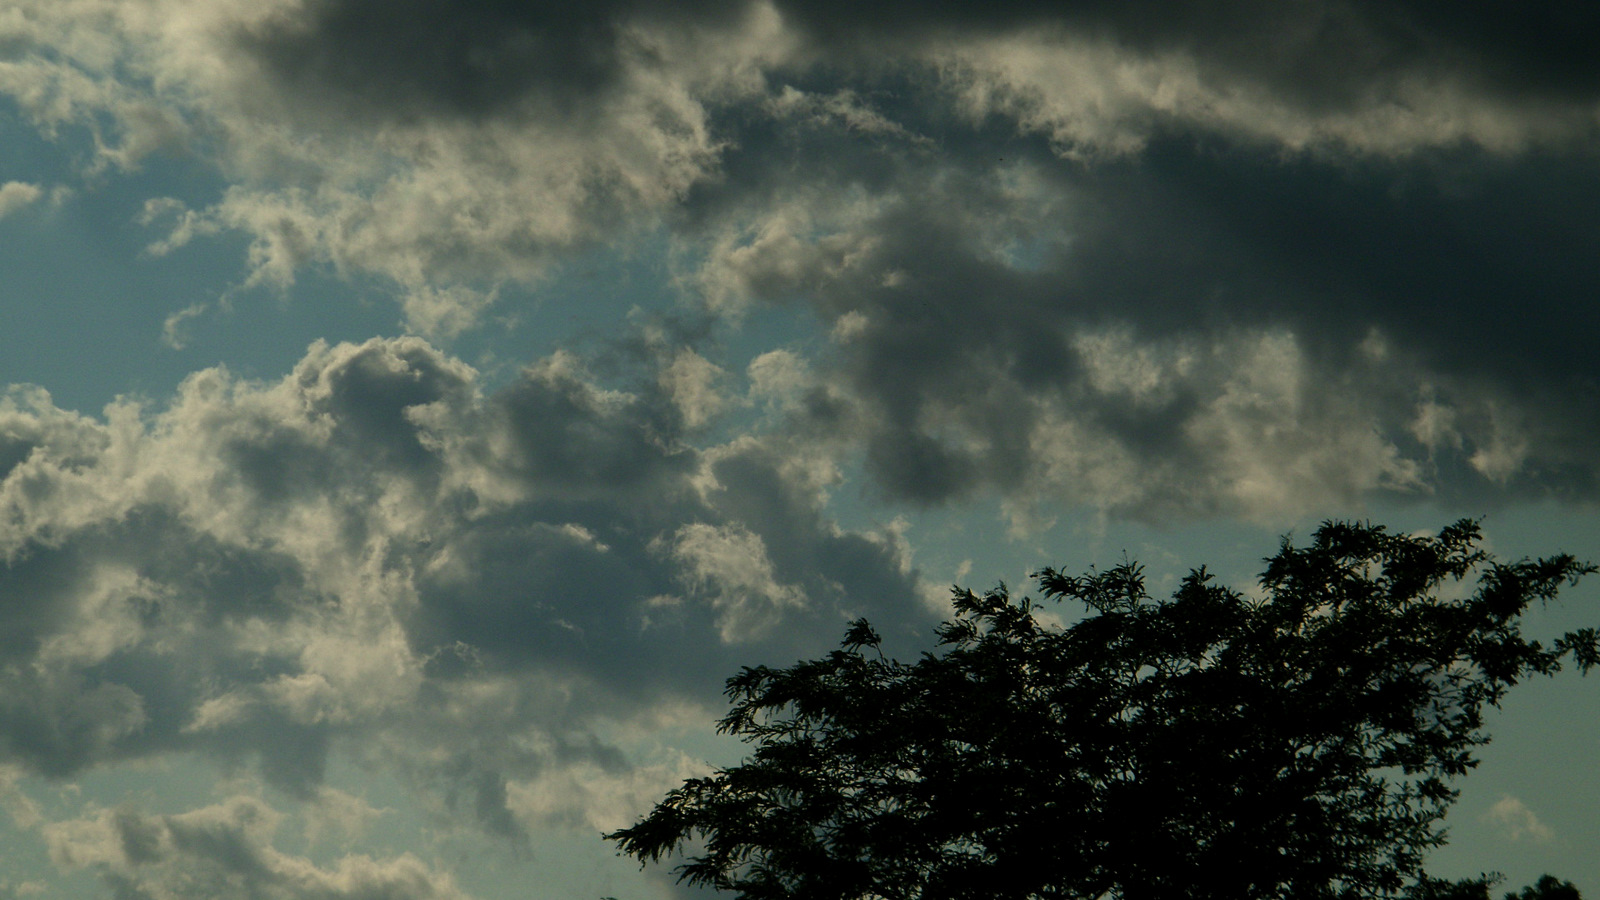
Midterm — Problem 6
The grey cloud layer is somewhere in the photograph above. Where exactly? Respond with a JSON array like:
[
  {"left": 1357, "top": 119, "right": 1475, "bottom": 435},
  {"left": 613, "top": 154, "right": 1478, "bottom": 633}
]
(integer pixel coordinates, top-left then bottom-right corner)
[
  {"left": 9, "top": 0, "right": 1596, "bottom": 516},
  {"left": 0, "top": 337, "right": 919, "bottom": 830},
  {"left": 9, "top": 0, "right": 1597, "bottom": 326},
  {"left": 690, "top": 124, "right": 1600, "bottom": 520},
  {"left": 228, "top": 0, "right": 1600, "bottom": 164},
  {"left": 245, "top": 0, "right": 1600, "bottom": 112}
]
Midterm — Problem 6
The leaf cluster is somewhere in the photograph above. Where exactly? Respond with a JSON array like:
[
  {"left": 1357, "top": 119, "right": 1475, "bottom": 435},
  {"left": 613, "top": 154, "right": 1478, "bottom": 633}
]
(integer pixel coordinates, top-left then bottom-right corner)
[{"left": 607, "top": 521, "right": 1595, "bottom": 900}]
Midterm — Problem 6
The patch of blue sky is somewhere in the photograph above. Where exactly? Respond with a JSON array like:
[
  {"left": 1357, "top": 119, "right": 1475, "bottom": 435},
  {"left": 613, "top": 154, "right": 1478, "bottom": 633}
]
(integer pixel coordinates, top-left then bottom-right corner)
[
  {"left": 1431, "top": 665, "right": 1600, "bottom": 892},
  {"left": 440, "top": 231, "right": 686, "bottom": 387},
  {"left": 992, "top": 234, "right": 1056, "bottom": 273},
  {"left": 0, "top": 102, "right": 396, "bottom": 413}
]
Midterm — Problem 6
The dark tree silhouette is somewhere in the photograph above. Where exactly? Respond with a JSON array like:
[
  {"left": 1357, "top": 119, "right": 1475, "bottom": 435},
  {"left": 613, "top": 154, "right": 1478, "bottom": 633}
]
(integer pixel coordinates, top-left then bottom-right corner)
[
  {"left": 1511, "top": 877, "right": 1586, "bottom": 900},
  {"left": 1409, "top": 873, "right": 1585, "bottom": 900},
  {"left": 608, "top": 521, "right": 1595, "bottom": 900}
]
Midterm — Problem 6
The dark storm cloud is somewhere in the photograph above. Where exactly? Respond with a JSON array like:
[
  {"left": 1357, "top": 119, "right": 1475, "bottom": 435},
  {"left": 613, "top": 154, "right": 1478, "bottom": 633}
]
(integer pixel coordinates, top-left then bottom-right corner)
[
  {"left": 1067, "top": 141, "right": 1600, "bottom": 379},
  {"left": 1044, "top": 1, "right": 1600, "bottom": 109},
  {"left": 97, "top": 0, "right": 1600, "bottom": 516},
  {"left": 1105, "top": 143, "right": 1600, "bottom": 493},
  {"left": 236, "top": 0, "right": 1600, "bottom": 120},
  {"left": 39, "top": 0, "right": 1589, "bottom": 340},
  {"left": 0, "top": 507, "right": 329, "bottom": 789},
  {"left": 1054, "top": 141, "right": 1600, "bottom": 505},
  {"left": 405, "top": 353, "right": 926, "bottom": 701},
  {"left": 486, "top": 359, "right": 697, "bottom": 502},
  {"left": 674, "top": 51, "right": 1596, "bottom": 403},
  {"left": 236, "top": 0, "right": 748, "bottom": 120},
  {"left": 686, "top": 102, "right": 1600, "bottom": 516}
]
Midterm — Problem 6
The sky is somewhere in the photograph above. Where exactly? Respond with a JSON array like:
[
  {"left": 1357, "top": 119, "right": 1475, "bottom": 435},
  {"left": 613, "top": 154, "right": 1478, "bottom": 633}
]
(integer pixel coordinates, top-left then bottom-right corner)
[{"left": 0, "top": 1, "right": 1598, "bottom": 898}]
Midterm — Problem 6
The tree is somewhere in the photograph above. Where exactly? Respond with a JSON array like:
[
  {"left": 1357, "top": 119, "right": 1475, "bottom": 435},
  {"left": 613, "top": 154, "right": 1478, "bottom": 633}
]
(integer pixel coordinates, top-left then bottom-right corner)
[
  {"left": 607, "top": 520, "right": 1597, "bottom": 900},
  {"left": 1407, "top": 874, "right": 1584, "bottom": 900},
  {"left": 1509, "top": 877, "right": 1585, "bottom": 900}
]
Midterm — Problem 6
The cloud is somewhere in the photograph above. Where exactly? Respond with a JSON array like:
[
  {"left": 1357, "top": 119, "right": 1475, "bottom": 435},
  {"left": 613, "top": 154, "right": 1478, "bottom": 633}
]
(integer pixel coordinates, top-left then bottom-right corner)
[
  {"left": 660, "top": 521, "right": 808, "bottom": 642},
  {"left": 777, "top": 1, "right": 1600, "bottom": 154},
  {"left": 506, "top": 751, "right": 710, "bottom": 834},
  {"left": 0, "top": 335, "right": 921, "bottom": 832},
  {"left": 1483, "top": 794, "right": 1555, "bottom": 844},
  {"left": 657, "top": 348, "right": 729, "bottom": 431},
  {"left": 0, "top": 182, "right": 42, "bottom": 218},
  {"left": 4, "top": 0, "right": 1597, "bottom": 534},
  {"left": 2, "top": 4, "right": 1597, "bottom": 894},
  {"left": 1, "top": 0, "right": 798, "bottom": 331},
  {"left": 43, "top": 796, "right": 473, "bottom": 900},
  {"left": 679, "top": 115, "right": 1600, "bottom": 521},
  {"left": 8, "top": 0, "right": 1597, "bottom": 337},
  {"left": 931, "top": 22, "right": 1600, "bottom": 159},
  {"left": 2, "top": 6, "right": 1599, "bottom": 892},
  {"left": 159, "top": 302, "right": 208, "bottom": 350}
]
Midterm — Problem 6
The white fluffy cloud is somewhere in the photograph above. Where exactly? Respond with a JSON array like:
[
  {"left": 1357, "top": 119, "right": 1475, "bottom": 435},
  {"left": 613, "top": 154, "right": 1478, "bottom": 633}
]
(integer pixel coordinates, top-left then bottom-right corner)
[{"left": 661, "top": 521, "right": 808, "bottom": 642}]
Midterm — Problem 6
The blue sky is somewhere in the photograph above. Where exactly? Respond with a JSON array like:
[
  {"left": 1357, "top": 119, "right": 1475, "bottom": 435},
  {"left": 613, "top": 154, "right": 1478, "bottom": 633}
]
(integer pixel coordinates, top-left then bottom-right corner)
[{"left": 1, "top": 2, "right": 1599, "bottom": 898}]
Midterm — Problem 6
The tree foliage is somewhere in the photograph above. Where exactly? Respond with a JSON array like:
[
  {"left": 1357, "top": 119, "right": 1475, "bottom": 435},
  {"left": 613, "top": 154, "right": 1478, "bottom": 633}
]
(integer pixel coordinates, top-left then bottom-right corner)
[
  {"left": 608, "top": 521, "right": 1595, "bottom": 900},
  {"left": 1408, "top": 874, "right": 1584, "bottom": 900}
]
